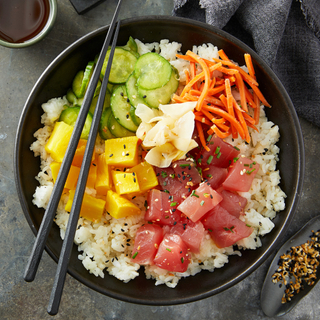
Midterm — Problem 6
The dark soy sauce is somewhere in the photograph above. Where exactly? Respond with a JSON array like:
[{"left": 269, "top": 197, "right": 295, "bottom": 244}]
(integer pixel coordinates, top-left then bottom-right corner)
[{"left": 0, "top": 0, "right": 50, "bottom": 43}]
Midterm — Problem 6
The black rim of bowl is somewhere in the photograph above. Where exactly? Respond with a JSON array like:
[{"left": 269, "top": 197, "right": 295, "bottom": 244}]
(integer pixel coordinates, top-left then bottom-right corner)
[{"left": 14, "top": 15, "right": 305, "bottom": 305}]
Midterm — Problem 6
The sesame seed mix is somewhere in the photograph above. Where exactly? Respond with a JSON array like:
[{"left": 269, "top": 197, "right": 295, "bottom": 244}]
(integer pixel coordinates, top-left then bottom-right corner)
[{"left": 271, "top": 229, "right": 320, "bottom": 304}]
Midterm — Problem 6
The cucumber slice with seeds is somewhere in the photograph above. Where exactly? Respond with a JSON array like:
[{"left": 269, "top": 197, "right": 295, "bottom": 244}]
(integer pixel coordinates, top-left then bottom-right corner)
[
  {"left": 138, "top": 67, "right": 179, "bottom": 109},
  {"left": 101, "top": 47, "right": 137, "bottom": 84},
  {"left": 59, "top": 106, "right": 93, "bottom": 140},
  {"left": 122, "top": 36, "right": 138, "bottom": 53},
  {"left": 89, "top": 88, "right": 111, "bottom": 115},
  {"left": 107, "top": 113, "right": 135, "bottom": 138},
  {"left": 72, "top": 70, "right": 84, "bottom": 98},
  {"left": 66, "top": 88, "right": 78, "bottom": 105},
  {"left": 129, "top": 105, "right": 141, "bottom": 126},
  {"left": 134, "top": 52, "right": 172, "bottom": 90},
  {"left": 79, "top": 61, "right": 95, "bottom": 97},
  {"left": 94, "top": 80, "right": 102, "bottom": 97},
  {"left": 99, "top": 107, "right": 116, "bottom": 140},
  {"left": 110, "top": 85, "right": 138, "bottom": 132},
  {"left": 125, "top": 72, "right": 147, "bottom": 108}
]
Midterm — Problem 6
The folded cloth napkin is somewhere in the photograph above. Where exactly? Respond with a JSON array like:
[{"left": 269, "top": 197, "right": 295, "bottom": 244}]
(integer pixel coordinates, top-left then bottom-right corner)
[{"left": 173, "top": 0, "right": 320, "bottom": 127}]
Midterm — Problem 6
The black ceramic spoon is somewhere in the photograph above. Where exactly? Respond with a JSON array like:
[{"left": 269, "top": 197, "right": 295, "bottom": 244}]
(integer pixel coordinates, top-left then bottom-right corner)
[{"left": 260, "top": 215, "right": 320, "bottom": 317}]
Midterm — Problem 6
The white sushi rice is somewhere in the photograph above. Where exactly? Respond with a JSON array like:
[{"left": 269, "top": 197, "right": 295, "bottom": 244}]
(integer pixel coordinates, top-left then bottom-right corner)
[{"left": 30, "top": 40, "right": 286, "bottom": 288}]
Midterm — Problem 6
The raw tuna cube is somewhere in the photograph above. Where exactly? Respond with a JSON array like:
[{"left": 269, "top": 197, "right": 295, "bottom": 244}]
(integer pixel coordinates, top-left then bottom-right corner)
[
  {"left": 131, "top": 224, "right": 164, "bottom": 265},
  {"left": 177, "top": 182, "right": 223, "bottom": 222},
  {"left": 202, "top": 205, "right": 253, "bottom": 248},
  {"left": 144, "top": 189, "right": 182, "bottom": 226},
  {"left": 154, "top": 233, "right": 190, "bottom": 272},
  {"left": 219, "top": 189, "right": 247, "bottom": 218},
  {"left": 172, "top": 159, "right": 202, "bottom": 187},
  {"left": 201, "top": 165, "right": 228, "bottom": 189},
  {"left": 196, "top": 134, "right": 240, "bottom": 168},
  {"left": 155, "top": 166, "right": 191, "bottom": 203},
  {"left": 170, "top": 218, "right": 205, "bottom": 253},
  {"left": 222, "top": 156, "right": 259, "bottom": 192}
]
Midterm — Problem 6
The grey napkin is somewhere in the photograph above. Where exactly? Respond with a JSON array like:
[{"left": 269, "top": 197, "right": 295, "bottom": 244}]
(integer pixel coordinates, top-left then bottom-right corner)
[{"left": 173, "top": 0, "right": 320, "bottom": 127}]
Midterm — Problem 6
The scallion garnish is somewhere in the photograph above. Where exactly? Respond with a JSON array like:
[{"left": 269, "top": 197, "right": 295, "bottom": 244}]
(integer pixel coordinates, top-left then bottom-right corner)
[
  {"left": 161, "top": 171, "right": 168, "bottom": 178},
  {"left": 191, "top": 190, "right": 199, "bottom": 198},
  {"left": 207, "top": 155, "right": 213, "bottom": 165}
]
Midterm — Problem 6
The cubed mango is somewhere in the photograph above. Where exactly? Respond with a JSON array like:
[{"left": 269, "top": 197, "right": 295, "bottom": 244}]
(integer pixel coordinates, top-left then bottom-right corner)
[
  {"left": 50, "top": 162, "right": 80, "bottom": 190},
  {"left": 72, "top": 139, "right": 96, "bottom": 167},
  {"left": 95, "top": 153, "right": 112, "bottom": 195},
  {"left": 128, "top": 161, "right": 158, "bottom": 193},
  {"left": 65, "top": 190, "right": 106, "bottom": 222},
  {"left": 105, "top": 136, "right": 139, "bottom": 167},
  {"left": 45, "top": 121, "right": 73, "bottom": 162},
  {"left": 111, "top": 170, "right": 140, "bottom": 195},
  {"left": 86, "top": 164, "right": 97, "bottom": 189},
  {"left": 105, "top": 190, "right": 141, "bottom": 219}
]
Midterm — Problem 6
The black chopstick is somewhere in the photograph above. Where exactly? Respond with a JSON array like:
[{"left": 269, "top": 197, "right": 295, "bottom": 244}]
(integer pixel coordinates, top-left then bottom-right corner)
[
  {"left": 47, "top": 19, "right": 121, "bottom": 316},
  {"left": 23, "top": 0, "right": 123, "bottom": 313}
]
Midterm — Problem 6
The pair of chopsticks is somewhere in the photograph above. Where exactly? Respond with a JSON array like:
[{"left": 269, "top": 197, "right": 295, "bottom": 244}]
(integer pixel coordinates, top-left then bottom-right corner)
[{"left": 24, "top": 0, "right": 123, "bottom": 315}]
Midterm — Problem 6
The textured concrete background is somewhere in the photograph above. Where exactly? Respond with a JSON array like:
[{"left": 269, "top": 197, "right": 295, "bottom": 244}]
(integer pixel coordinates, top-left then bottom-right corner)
[{"left": 0, "top": 0, "right": 319, "bottom": 319}]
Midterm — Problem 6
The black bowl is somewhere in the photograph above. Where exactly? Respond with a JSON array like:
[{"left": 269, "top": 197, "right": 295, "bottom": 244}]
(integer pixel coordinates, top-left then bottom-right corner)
[{"left": 14, "top": 16, "right": 305, "bottom": 305}]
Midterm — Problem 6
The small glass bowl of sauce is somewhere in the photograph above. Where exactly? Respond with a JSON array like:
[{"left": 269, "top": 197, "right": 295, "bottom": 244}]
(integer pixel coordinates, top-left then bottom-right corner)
[{"left": 0, "top": 0, "right": 57, "bottom": 48}]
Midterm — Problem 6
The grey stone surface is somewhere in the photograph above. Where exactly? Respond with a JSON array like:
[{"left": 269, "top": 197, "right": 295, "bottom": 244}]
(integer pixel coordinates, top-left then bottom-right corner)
[{"left": 0, "top": 0, "right": 319, "bottom": 319}]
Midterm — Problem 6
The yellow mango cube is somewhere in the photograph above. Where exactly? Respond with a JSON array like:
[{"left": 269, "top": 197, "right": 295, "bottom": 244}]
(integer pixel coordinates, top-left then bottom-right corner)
[
  {"left": 86, "top": 164, "right": 97, "bottom": 189},
  {"left": 105, "top": 190, "right": 141, "bottom": 219},
  {"left": 128, "top": 161, "right": 158, "bottom": 193},
  {"left": 65, "top": 190, "right": 106, "bottom": 222},
  {"left": 105, "top": 136, "right": 139, "bottom": 167},
  {"left": 45, "top": 122, "right": 73, "bottom": 162},
  {"left": 50, "top": 162, "right": 80, "bottom": 190},
  {"left": 95, "top": 153, "right": 112, "bottom": 195},
  {"left": 72, "top": 139, "right": 96, "bottom": 167},
  {"left": 111, "top": 170, "right": 140, "bottom": 195}
]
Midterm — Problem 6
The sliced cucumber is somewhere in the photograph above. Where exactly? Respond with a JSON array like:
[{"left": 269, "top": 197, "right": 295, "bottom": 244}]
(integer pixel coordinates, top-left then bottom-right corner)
[
  {"left": 134, "top": 52, "right": 172, "bottom": 90},
  {"left": 76, "top": 97, "right": 84, "bottom": 106},
  {"left": 107, "top": 113, "right": 135, "bottom": 138},
  {"left": 79, "top": 61, "right": 95, "bottom": 97},
  {"left": 72, "top": 71, "right": 84, "bottom": 98},
  {"left": 122, "top": 36, "right": 138, "bottom": 53},
  {"left": 66, "top": 88, "right": 78, "bottom": 105},
  {"left": 110, "top": 85, "right": 138, "bottom": 132},
  {"left": 125, "top": 72, "right": 147, "bottom": 108},
  {"left": 89, "top": 89, "right": 111, "bottom": 115},
  {"left": 99, "top": 107, "right": 116, "bottom": 140},
  {"left": 94, "top": 80, "right": 102, "bottom": 97},
  {"left": 121, "top": 37, "right": 139, "bottom": 58},
  {"left": 107, "top": 82, "right": 114, "bottom": 93},
  {"left": 138, "top": 67, "right": 179, "bottom": 109},
  {"left": 101, "top": 47, "right": 138, "bottom": 84},
  {"left": 59, "top": 106, "right": 93, "bottom": 140},
  {"left": 129, "top": 105, "right": 141, "bottom": 126}
]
